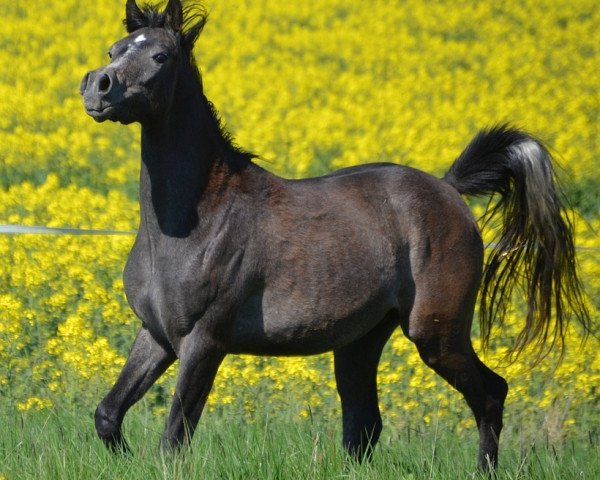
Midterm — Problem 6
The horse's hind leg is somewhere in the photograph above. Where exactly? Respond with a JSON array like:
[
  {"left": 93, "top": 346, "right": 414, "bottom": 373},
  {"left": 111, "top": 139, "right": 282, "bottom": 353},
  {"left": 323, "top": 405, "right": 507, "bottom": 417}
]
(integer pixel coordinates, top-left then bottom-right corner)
[
  {"left": 472, "top": 355, "right": 509, "bottom": 469},
  {"left": 95, "top": 327, "right": 176, "bottom": 452},
  {"left": 409, "top": 313, "right": 508, "bottom": 471},
  {"left": 334, "top": 312, "right": 399, "bottom": 461}
]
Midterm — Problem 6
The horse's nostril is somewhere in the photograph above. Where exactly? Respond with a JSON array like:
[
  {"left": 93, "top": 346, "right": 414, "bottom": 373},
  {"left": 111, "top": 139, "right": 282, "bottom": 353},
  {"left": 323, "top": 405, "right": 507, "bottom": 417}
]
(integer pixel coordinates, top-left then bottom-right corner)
[
  {"left": 98, "top": 73, "right": 112, "bottom": 93},
  {"left": 80, "top": 72, "right": 90, "bottom": 95}
]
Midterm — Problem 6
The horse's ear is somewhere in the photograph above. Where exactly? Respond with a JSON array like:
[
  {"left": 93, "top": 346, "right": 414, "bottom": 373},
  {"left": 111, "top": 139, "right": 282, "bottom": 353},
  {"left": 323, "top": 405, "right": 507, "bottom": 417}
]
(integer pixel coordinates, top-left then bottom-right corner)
[
  {"left": 164, "top": 0, "right": 184, "bottom": 33},
  {"left": 124, "top": 0, "right": 147, "bottom": 33}
]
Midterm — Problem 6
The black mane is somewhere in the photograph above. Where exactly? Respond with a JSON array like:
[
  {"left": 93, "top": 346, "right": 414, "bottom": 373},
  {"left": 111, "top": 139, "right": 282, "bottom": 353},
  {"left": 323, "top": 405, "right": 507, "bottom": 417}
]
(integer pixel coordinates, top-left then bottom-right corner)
[{"left": 203, "top": 97, "right": 257, "bottom": 168}]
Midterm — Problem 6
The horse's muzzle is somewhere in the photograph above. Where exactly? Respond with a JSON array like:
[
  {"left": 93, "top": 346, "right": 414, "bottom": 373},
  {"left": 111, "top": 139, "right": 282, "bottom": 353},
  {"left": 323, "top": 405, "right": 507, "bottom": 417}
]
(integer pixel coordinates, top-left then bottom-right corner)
[{"left": 80, "top": 68, "right": 123, "bottom": 121}]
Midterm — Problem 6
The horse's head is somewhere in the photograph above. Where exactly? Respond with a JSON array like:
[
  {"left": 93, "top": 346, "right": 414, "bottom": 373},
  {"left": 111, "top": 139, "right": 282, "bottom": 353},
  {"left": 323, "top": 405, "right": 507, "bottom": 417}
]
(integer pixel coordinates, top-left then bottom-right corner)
[{"left": 80, "top": 0, "right": 206, "bottom": 124}]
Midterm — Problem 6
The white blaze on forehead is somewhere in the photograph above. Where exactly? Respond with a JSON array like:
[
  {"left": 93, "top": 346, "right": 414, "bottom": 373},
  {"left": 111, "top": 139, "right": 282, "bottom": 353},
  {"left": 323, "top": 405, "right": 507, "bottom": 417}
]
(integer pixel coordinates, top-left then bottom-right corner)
[{"left": 134, "top": 34, "right": 147, "bottom": 44}]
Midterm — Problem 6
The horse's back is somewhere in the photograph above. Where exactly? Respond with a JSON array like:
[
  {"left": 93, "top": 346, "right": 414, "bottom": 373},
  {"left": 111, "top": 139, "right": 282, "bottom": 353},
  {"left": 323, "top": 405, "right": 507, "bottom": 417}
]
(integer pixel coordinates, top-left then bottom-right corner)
[{"left": 284, "top": 162, "right": 482, "bottom": 262}]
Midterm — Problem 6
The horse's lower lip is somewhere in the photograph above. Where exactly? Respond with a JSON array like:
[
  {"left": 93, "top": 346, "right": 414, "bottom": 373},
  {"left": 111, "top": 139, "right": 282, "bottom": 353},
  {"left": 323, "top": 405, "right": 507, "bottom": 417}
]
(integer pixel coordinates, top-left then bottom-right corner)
[
  {"left": 87, "top": 104, "right": 114, "bottom": 114},
  {"left": 86, "top": 103, "right": 119, "bottom": 121}
]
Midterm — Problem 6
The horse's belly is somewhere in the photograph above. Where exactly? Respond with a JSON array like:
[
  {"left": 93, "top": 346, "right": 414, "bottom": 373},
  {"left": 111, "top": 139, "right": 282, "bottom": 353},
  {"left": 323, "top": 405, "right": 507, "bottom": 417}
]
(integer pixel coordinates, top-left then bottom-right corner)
[{"left": 227, "top": 286, "right": 398, "bottom": 355}]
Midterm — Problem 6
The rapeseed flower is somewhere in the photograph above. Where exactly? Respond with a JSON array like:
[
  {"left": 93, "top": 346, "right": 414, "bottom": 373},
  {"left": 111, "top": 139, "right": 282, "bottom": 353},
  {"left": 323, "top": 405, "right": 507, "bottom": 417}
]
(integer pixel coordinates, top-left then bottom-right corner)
[{"left": 0, "top": 0, "right": 597, "bottom": 434}]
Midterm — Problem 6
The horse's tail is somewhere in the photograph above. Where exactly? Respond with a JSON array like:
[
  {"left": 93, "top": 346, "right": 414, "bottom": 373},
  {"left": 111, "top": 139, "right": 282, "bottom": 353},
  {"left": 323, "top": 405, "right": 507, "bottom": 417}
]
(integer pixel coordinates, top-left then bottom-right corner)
[{"left": 443, "top": 124, "right": 591, "bottom": 359}]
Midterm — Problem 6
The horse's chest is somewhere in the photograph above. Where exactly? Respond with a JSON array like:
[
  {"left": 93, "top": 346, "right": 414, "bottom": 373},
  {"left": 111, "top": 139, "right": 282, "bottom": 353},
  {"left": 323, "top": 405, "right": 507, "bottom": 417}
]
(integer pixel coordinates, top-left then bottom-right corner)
[{"left": 123, "top": 244, "right": 216, "bottom": 340}]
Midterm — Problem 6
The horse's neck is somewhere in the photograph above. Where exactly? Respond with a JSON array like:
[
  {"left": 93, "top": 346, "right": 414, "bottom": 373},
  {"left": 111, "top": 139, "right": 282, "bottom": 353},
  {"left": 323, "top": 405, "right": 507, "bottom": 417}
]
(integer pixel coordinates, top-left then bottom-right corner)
[{"left": 139, "top": 94, "right": 224, "bottom": 238}]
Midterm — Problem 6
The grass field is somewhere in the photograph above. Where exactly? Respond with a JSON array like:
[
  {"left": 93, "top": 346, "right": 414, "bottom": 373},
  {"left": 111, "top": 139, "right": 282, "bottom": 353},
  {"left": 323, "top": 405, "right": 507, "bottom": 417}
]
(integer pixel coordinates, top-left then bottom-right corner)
[
  {"left": 2, "top": 403, "right": 599, "bottom": 479},
  {"left": 1, "top": 0, "right": 599, "bottom": 478}
]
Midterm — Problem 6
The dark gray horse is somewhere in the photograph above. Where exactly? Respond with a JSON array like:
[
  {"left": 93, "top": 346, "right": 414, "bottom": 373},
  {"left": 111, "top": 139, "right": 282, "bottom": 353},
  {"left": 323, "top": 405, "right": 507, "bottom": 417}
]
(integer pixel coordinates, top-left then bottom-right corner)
[{"left": 80, "top": 0, "right": 590, "bottom": 471}]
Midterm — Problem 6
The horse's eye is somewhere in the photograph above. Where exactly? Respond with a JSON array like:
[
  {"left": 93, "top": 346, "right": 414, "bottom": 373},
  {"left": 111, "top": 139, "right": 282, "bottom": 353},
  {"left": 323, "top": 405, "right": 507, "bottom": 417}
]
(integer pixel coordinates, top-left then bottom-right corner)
[
  {"left": 153, "top": 53, "right": 168, "bottom": 64},
  {"left": 108, "top": 51, "right": 113, "bottom": 60}
]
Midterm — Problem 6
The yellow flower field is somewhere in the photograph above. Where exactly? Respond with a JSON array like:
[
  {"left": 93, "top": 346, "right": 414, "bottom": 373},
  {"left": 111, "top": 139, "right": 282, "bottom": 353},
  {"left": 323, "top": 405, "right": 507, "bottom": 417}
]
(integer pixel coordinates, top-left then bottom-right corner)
[{"left": 0, "top": 0, "right": 598, "bottom": 438}]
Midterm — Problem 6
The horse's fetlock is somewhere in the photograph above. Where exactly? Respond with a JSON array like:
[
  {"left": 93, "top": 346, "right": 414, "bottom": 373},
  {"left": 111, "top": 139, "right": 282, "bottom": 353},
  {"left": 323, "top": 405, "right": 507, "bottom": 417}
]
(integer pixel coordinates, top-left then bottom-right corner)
[
  {"left": 95, "top": 403, "right": 120, "bottom": 439},
  {"left": 160, "top": 434, "right": 184, "bottom": 453}
]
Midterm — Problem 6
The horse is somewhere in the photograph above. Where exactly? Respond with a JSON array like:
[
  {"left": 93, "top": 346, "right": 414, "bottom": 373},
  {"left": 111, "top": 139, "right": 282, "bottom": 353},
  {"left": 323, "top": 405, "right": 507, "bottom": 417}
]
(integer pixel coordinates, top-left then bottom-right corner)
[{"left": 80, "top": 0, "right": 590, "bottom": 472}]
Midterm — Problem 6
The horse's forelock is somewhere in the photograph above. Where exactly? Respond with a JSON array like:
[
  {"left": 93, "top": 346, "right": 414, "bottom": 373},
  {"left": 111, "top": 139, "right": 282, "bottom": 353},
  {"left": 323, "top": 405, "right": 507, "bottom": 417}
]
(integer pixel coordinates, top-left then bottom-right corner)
[
  {"left": 124, "top": 0, "right": 162, "bottom": 33},
  {"left": 123, "top": 0, "right": 207, "bottom": 50}
]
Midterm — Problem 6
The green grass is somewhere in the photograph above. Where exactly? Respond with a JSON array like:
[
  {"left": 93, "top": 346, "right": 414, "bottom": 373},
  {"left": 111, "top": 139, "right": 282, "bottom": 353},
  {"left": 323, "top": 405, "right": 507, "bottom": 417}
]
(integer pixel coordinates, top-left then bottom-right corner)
[{"left": 1, "top": 401, "right": 598, "bottom": 480}]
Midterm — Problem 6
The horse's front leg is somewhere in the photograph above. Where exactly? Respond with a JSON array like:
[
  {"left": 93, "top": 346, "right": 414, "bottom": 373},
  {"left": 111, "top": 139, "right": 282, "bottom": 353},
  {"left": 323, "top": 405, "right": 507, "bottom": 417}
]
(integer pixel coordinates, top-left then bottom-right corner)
[
  {"left": 95, "top": 326, "right": 176, "bottom": 453},
  {"left": 160, "top": 327, "right": 225, "bottom": 450}
]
